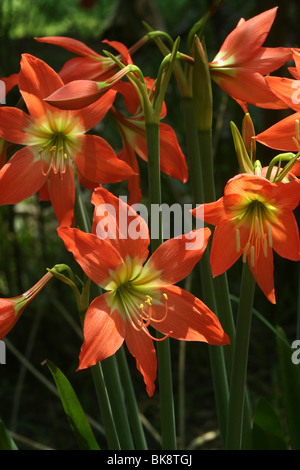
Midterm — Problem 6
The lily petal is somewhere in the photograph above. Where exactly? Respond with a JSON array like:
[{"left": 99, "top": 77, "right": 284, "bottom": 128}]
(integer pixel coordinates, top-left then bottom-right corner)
[
  {"left": 35, "top": 36, "right": 100, "bottom": 57},
  {"left": 0, "top": 147, "right": 46, "bottom": 204},
  {"left": 91, "top": 187, "right": 150, "bottom": 264},
  {"left": 78, "top": 293, "right": 125, "bottom": 370},
  {"left": 57, "top": 226, "right": 124, "bottom": 287},
  {"left": 151, "top": 285, "right": 230, "bottom": 345},
  {"left": 124, "top": 323, "right": 157, "bottom": 397},
  {"left": 147, "top": 227, "right": 211, "bottom": 285},
  {"left": 249, "top": 245, "right": 275, "bottom": 304},
  {"left": 72, "top": 134, "right": 135, "bottom": 185},
  {"left": 213, "top": 8, "right": 278, "bottom": 66},
  {"left": 48, "top": 164, "right": 75, "bottom": 226},
  {"left": 255, "top": 112, "right": 300, "bottom": 151},
  {"left": 210, "top": 220, "right": 242, "bottom": 277},
  {"left": 72, "top": 89, "right": 117, "bottom": 132},
  {"left": 0, "top": 107, "right": 32, "bottom": 144},
  {"left": 19, "top": 53, "right": 64, "bottom": 101}
]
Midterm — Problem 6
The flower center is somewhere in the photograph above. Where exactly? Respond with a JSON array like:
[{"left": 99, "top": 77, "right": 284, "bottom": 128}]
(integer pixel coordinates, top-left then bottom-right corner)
[
  {"left": 107, "top": 257, "right": 170, "bottom": 341},
  {"left": 231, "top": 196, "right": 278, "bottom": 268},
  {"left": 26, "top": 111, "right": 82, "bottom": 179}
]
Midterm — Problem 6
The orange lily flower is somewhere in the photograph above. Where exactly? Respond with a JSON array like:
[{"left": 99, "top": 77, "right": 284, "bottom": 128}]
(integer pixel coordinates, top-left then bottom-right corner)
[
  {"left": 255, "top": 49, "right": 300, "bottom": 151},
  {"left": 208, "top": 7, "right": 292, "bottom": 111},
  {"left": 35, "top": 36, "right": 132, "bottom": 84},
  {"left": 0, "top": 54, "right": 134, "bottom": 225},
  {"left": 0, "top": 271, "right": 52, "bottom": 339},
  {"left": 57, "top": 187, "right": 229, "bottom": 396},
  {"left": 111, "top": 80, "right": 188, "bottom": 204},
  {"left": 192, "top": 173, "right": 300, "bottom": 304}
]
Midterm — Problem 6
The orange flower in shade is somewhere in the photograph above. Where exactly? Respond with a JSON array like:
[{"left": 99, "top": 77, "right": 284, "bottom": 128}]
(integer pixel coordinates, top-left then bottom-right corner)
[
  {"left": 35, "top": 36, "right": 132, "bottom": 84},
  {"left": 111, "top": 80, "right": 188, "bottom": 204},
  {"left": 255, "top": 49, "right": 300, "bottom": 151},
  {"left": 0, "top": 54, "right": 134, "bottom": 225},
  {"left": 208, "top": 7, "right": 292, "bottom": 111},
  {"left": 0, "top": 272, "right": 52, "bottom": 339},
  {"left": 57, "top": 188, "right": 229, "bottom": 396},
  {"left": 192, "top": 174, "right": 300, "bottom": 304}
]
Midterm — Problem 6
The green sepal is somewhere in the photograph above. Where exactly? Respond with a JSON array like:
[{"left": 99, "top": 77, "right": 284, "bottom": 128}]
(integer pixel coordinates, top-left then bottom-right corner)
[{"left": 230, "top": 121, "right": 254, "bottom": 174}]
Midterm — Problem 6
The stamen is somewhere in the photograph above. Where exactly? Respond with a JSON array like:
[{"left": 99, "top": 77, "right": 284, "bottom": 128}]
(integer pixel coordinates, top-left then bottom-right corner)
[
  {"left": 236, "top": 229, "right": 241, "bottom": 253},
  {"left": 268, "top": 224, "right": 273, "bottom": 248},
  {"left": 151, "top": 293, "right": 169, "bottom": 324},
  {"left": 255, "top": 216, "right": 261, "bottom": 239},
  {"left": 263, "top": 233, "right": 268, "bottom": 258},
  {"left": 39, "top": 148, "right": 51, "bottom": 176},
  {"left": 292, "top": 136, "right": 300, "bottom": 152},
  {"left": 242, "top": 241, "right": 250, "bottom": 263},
  {"left": 50, "top": 145, "right": 58, "bottom": 174},
  {"left": 250, "top": 245, "right": 255, "bottom": 268}
]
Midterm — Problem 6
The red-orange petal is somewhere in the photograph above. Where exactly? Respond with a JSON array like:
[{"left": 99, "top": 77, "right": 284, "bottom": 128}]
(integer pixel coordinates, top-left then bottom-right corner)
[
  {"left": 248, "top": 245, "right": 275, "bottom": 304},
  {"left": 19, "top": 54, "right": 64, "bottom": 101},
  {"left": 48, "top": 164, "right": 75, "bottom": 226},
  {"left": 57, "top": 226, "right": 123, "bottom": 287},
  {"left": 44, "top": 80, "right": 102, "bottom": 110},
  {"left": 72, "top": 134, "right": 135, "bottom": 184},
  {"left": 35, "top": 36, "right": 99, "bottom": 57},
  {"left": 91, "top": 187, "right": 150, "bottom": 264},
  {"left": 0, "top": 299, "right": 19, "bottom": 339},
  {"left": 0, "top": 107, "right": 31, "bottom": 144},
  {"left": 0, "top": 147, "right": 47, "bottom": 204},
  {"left": 255, "top": 112, "right": 300, "bottom": 151},
  {"left": 151, "top": 285, "right": 230, "bottom": 345},
  {"left": 77, "top": 293, "right": 125, "bottom": 370},
  {"left": 147, "top": 227, "right": 211, "bottom": 285},
  {"left": 124, "top": 322, "right": 157, "bottom": 397}
]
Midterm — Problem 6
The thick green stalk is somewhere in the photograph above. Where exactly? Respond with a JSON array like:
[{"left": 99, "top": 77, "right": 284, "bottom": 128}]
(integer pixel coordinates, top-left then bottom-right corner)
[
  {"left": 90, "top": 364, "right": 120, "bottom": 450},
  {"left": 225, "top": 262, "right": 256, "bottom": 450},
  {"left": 182, "top": 98, "right": 229, "bottom": 444},
  {"left": 116, "top": 347, "right": 148, "bottom": 450},
  {"left": 146, "top": 122, "right": 177, "bottom": 450},
  {"left": 74, "top": 181, "right": 135, "bottom": 450}
]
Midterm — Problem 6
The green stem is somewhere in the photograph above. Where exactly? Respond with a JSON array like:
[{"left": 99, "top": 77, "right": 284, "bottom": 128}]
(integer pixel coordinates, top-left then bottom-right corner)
[
  {"left": 225, "top": 262, "right": 256, "bottom": 450},
  {"left": 146, "top": 122, "right": 177, "bottom": 450},
  {"left": 116, "top": 347, "right": 148, "bottom": 450},
  {"left": 101, "top": 355, "right": 135, "bottom": 449},
  {"left": 182, "top": 98, "right": 229, "bottom": 445},
  {"left": 90, "top": 364, "right": 120, "bottom": 450}
]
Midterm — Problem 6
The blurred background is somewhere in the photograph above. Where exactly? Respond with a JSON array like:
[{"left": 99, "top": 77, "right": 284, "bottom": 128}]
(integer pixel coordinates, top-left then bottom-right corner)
[{"left": 0, "top": 0, "right": 299, "bottom": 450}]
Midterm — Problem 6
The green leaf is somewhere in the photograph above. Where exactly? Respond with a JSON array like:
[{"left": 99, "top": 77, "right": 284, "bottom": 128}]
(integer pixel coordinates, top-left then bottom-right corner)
[
  {"left": 276, "top": 327, "right": 300, "bottom": 450},
  {"left": 44, "top": 360, "right": 100, "bottom": 450},
  {"left": 0, "top": 420, "right": 18, "bottom": 450},
  {"left": 252, "top": 398, "right": 287, "bottom": 450}
]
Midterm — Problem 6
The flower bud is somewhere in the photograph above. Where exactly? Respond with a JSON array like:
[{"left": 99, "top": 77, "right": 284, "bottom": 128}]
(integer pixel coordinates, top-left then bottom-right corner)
[{"left": 0, "top": 272, "right": 52, "bottom": 339}]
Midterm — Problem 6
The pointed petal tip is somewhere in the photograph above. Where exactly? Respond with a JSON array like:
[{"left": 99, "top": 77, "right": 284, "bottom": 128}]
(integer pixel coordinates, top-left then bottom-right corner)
[{"left": 44, "top": 80, "right": 102, "bottom": 110}]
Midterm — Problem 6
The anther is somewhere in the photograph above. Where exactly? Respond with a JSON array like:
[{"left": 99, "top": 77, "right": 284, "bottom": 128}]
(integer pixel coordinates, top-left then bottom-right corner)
[
  {"left": 242, "top": 241, "right": 250, "bottom": 263},
  {"left": 268, "top": 224, "right": 273, "bottom": 248},
  {"left": 236, "top": 229, "right": 241, "bottom": 253},
  {"left": 250, "top": 245, "right": 255, "bottom": 268},
  {"left": 263, "top": 233, "right": 268, "bottom": 258},
  {"left": 255, "top": 216, "right": 261, "bottom": 239}
]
